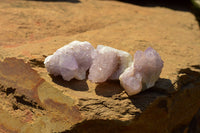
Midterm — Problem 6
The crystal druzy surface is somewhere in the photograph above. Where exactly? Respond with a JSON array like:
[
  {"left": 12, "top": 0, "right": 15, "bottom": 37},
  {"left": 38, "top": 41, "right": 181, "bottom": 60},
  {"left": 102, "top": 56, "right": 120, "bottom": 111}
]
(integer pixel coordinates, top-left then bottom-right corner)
[
  {"left": 44, "top": 41, "right": 94, "bottom": 81},
  {"left": 88, "top": 45, "right": 132, "bottom": 83},
  {"left": 119, "top": 47, "right": 164, "bottom": 96},
  {"left": 44, "top": 42, "right": 163, "bottom": 96}
]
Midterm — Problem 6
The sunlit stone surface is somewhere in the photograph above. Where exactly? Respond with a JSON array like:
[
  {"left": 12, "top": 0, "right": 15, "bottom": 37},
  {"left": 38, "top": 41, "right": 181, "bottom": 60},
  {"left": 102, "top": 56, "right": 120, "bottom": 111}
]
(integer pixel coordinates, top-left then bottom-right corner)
[
  {"left": 44, "top": 41, "right": 94, "bottom": 81},
  {"left": 88, "top": 45, "right": 132, "bottom": 83},
  {"left": 119, "top": 47, "right": 164, "bottom": 96}
]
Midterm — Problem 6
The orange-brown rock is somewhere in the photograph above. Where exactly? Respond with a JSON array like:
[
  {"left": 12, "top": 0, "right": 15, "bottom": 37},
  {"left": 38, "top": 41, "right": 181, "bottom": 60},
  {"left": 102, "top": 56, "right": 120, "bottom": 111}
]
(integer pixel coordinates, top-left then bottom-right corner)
[
  {"left": 0, "top": 0, "right": 200, "bottom": 132},
  {"left": 0, "top": 58, "right": 200, "bottom": 133}
]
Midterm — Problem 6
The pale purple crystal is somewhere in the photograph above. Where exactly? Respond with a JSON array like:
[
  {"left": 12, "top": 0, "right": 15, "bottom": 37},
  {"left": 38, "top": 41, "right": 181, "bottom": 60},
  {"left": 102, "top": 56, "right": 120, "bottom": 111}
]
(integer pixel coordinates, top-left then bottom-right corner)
[
  {"left": 119, "top": 47, "right": 164, "bottom": 96},
  {"left": 88, "top": 45, "right": 132, "bottom": 83},
  {"left": 44, "top": 41, "right": 94, "bottom": 81}
]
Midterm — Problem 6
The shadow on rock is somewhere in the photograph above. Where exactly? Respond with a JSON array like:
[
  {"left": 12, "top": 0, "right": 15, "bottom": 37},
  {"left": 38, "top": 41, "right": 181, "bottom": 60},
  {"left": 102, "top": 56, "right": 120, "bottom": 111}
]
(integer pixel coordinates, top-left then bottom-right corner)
[
  {"left": 50, "top": 75, "right": 89, "bottom": 91},
  {"left": 117, "top": 0, "right": 191, "bottom": 11},
  {"left": 117, "top": 0, "right": 200, "bottom": 28},
  {"left": 188, "top": 108, "right": 200, "bottom": 133},
  {"left": 191, "top": 64, "right": 200, "bottom": 69},
  {"left": 129, "top": 78, "right": 174, "bottom": 111},
  {"left": 95, "top": 81, "right": 124, "bottom": 97},
  {"left": 29, "top": 58, "right": 45, "bottom": 68},
  {"left": 62, "top": 119, "right": 125, "bottom": 133},
  {"left": 177, "top": 65, "right": 200, "bottom": 90},
  {"left": 191, "top": 0, "right": 200, "bottom": 27},
  {"left": 27, "top": 0, "right": 80, "bottom": 3}
]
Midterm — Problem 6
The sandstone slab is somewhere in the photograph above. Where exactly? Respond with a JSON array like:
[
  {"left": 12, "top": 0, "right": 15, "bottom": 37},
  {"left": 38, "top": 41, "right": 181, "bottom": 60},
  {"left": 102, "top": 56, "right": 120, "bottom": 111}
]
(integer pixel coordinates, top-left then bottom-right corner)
[{"left": 0, "top": 0, "right": 200, "bottom": 132}]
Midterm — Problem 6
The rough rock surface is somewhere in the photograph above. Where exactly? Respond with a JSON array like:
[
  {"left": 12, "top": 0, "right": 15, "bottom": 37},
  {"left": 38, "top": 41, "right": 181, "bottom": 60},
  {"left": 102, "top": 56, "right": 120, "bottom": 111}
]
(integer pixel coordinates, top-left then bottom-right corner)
[
  {"left": 120, "top": 47, "right": 163, "bottom": 96},
  {"left": 44, "top": 41, "right": 94, "bottom": 81},
  {"left": 89, "top": 45, "right": 132, "bottom": 83},
  {"left": 0, "top": 58, "right": 200, "bottom": 133},
  {"left": 0, "top": 0, "right": 200, "bottom": 133}
]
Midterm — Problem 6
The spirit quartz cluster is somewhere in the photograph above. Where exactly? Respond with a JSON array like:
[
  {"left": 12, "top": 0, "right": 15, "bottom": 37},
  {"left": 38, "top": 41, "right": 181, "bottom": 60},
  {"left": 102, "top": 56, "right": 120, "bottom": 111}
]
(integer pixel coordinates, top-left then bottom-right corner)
[{"left": 44, "top": 41, "right": 164, "bottom": 96}]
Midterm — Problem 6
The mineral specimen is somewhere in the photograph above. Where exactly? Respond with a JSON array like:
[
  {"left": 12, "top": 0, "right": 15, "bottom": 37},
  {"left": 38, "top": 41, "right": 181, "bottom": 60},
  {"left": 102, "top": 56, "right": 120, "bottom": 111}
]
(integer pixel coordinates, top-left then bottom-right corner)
[
  {"left": 44, "top": 41, "right": 94, "bottom": 81},
  {"left": 44, "top": 41, "right": 163, "bottom": 96},
  {"left": 119, "top": 47, "right": 164, "bottom": 96},
  {"left": 88, "top": 45, "right": 132, "bottom": 83}
]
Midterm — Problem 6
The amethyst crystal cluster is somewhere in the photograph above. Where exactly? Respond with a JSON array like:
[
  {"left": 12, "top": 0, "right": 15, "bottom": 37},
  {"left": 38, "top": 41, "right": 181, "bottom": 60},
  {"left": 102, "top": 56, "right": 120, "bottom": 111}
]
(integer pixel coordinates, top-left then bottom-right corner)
[
  {"left": 44, "top": 41, "right": 164, "bottom": 96},
  {"left": 119, "top": 47, "right": 163, "bottom": 95},
  {"left": 44, "top": 41, "right": 94, "bottom": 81},
  {"left": 88, "top": 45, "right": 132, "bottom": 83}
]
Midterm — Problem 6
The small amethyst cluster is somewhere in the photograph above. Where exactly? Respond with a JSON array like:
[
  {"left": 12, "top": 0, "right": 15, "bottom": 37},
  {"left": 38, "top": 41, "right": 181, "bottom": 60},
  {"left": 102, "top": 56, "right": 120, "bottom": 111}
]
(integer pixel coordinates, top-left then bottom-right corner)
[{"left": 44, "top": 41, "right": 163, "bottom": 96}]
